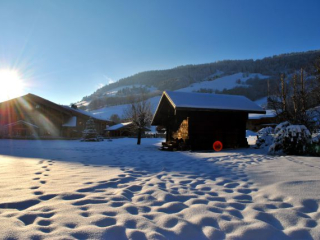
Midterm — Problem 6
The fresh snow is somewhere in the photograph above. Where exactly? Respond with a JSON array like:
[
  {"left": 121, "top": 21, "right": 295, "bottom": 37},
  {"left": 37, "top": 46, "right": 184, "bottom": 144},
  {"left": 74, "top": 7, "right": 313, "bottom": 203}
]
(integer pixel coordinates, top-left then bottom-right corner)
[
  {"left": 177, "top": 73, "right": 269, "bottom": 93},
  {"left": 90, "top": 96, "right": 161, "bottom": 120},
  {"left": 164, "top": 91, "right": 265, "bottom": 113},
  {"left": 0, "top": 138, "right": 320, "bottom": 239},
  {"left": 76, "top": 100, "right": 91, "bottom": 108},
  {"left": 63, "top": 105, "right": 111, "bottom": 121},
  {"left": 103, "top": 85, "right": 158, "bottom": 97},
  {"left": 106, "top": 122, "right": 132, "bottom": 131},
  {"left": 246, "top": 130, "right": 258, "bottom": 145},
  {"left": 249, "top": 110, "right": 276, "bottom": 120},
  {"left": 86, "top": 73, "right": 270, "bottom": 120}
]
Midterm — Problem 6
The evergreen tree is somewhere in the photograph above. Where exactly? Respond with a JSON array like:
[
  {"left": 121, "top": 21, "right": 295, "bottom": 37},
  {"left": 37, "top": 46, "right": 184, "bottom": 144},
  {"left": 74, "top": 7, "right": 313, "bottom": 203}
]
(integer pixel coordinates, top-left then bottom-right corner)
[{"left": 81, "top": 118, "right": 102, "bottom": 141}]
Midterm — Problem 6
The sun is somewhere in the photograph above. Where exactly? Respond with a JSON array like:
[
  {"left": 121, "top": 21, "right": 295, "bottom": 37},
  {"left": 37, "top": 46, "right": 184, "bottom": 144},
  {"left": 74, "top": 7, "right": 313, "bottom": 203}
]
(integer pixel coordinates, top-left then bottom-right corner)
[{"left": 0, "top": 69, "right": 25, "bottom": 102}]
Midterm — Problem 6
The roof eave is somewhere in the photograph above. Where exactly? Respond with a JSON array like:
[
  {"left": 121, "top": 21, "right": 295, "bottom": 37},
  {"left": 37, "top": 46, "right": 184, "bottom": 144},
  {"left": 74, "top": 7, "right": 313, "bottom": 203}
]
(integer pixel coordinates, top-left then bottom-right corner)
[
  {"left": 151, "top": 92, "right": 176, "bottom": 125},
  {"left": 175, "top": 106, "right": 266, "bottom": 114}
]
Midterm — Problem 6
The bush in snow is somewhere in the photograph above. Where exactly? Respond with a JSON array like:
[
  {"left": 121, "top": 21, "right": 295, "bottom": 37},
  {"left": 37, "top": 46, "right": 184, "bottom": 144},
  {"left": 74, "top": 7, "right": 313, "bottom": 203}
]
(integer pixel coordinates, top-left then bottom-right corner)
[
  {"left": 269, "top": 122, "right": 312, "bottom": 155},
  {"left": 255, "top": 127, "right": 274, "bottom": 149}
]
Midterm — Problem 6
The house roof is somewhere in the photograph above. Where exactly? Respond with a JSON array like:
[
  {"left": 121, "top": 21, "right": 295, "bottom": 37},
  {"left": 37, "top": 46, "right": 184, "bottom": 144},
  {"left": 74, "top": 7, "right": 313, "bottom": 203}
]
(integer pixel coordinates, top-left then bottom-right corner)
[
  {"left": 164, "top": 91, "right": 265, "bottom": 113},
  {"left": 152, "top": 91, "right": 266, "bottom": 125},
  {"left": 0, "top": 93, "right": 73, "bottom": 116},
  {"left": 4, "top": 120, "right": 39, "bottom": 128},
  {"left": 106, "top": 122, "right": 132, "bottom": 131},
  {"left": 62, "top": 105, "right": 110, "bottom": 122},
  {"left": 249, "top": 110, "right": 276, "bottom": 120},
  {"left": 0, "top": 93, "right": 112, "bottom": 124}
]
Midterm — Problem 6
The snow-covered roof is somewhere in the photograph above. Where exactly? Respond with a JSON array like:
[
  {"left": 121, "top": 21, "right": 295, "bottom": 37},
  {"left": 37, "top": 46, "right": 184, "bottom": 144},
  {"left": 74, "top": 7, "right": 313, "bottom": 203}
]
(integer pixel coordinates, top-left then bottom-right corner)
[
  {"left": 62, "top": 116, "right": 77, "bottom": 127},
  {"left": 163, "top": 91, "right": 265, "bottom": 113},
  {"left": 4, "top": 120, "right": 39, "bottom": 128},
  {"left": 62, "top": 106, "right": 110, "bottom": 121},
  {"left": 106, "top": 122, "right": 132, "bottom": 131},
  {"left": 249, "top": 110, "right": 276, "bottom": 119}
]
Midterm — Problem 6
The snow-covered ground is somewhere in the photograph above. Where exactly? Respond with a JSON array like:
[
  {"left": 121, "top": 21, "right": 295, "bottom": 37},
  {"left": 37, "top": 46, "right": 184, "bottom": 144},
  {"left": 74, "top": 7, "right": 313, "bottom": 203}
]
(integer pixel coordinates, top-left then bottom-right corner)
[
  {"left": 0, "top": 138, "right": 319, "bottom": 239},
  {"left": 177, "top": 73, "right": 269, "bottom": 93}
]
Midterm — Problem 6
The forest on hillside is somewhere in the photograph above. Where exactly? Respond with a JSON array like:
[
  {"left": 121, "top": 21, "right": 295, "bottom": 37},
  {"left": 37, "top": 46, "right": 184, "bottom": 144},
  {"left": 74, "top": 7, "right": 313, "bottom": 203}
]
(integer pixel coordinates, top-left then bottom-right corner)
[{"left": 81, "top": 50, "right": 320, "bottom": 110}]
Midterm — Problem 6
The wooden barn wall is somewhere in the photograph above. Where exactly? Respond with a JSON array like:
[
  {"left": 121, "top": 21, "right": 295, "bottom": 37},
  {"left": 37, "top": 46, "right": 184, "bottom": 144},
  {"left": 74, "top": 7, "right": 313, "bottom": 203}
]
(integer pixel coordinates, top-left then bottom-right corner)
[{"left": 170, "top": 110, "right": 248, "bottom": 150}]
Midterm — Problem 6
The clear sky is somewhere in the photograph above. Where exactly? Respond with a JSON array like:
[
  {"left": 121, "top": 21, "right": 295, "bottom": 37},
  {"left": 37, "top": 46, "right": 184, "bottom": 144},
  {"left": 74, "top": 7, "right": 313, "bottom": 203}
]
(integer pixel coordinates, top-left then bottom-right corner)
[{"left": 0, "top": 0, "right": 320, "bottom": 104}]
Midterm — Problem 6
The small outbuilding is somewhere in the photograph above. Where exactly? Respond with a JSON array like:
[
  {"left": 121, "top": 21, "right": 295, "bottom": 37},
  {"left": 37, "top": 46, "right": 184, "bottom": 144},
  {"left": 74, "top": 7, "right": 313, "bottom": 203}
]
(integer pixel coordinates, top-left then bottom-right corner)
[
  {"left": 105, "top": 122, "right": 151, "bottom": 138},
  {"left": 247, "top": 110, "right": 278, "bottom": 131},
  {"left": 151, "top": 91, "right": 265, "bottom": 150},
  {"left": 105, "top": 122, "right": 133, "bottom": 137}
]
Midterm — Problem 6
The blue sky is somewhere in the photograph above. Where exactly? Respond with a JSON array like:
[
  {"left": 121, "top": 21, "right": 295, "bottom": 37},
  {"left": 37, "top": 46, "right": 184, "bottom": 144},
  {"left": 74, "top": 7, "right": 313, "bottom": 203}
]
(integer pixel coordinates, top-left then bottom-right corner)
[{"left": 0, "top": 0, "right": 320, "bottom": 104}]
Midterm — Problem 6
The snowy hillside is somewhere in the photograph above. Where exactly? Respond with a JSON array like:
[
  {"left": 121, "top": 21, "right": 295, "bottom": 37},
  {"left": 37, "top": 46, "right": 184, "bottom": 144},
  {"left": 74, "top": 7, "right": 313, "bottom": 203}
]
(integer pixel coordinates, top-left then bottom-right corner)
[
  {"left": 90, "top": 96, "right": 161, "bottom": 119},
  {"left": 76, "top": 100, "right": 91, "bottom": 108},
  {"left": 177, "top": 73, "right": 269, "bottom": 93},
  {"left": 102, "top": 84, "right": 158, "bottom": 97},
  {"left": 88, "top": 84, "right": 270, "bottom": 121}
]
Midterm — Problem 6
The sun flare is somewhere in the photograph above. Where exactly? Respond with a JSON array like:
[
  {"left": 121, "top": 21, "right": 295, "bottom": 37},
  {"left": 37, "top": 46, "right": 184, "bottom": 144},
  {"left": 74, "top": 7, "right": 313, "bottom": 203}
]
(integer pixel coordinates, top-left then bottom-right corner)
[{"left": 0, "top": 69, "right": 25, "bottom": 102}]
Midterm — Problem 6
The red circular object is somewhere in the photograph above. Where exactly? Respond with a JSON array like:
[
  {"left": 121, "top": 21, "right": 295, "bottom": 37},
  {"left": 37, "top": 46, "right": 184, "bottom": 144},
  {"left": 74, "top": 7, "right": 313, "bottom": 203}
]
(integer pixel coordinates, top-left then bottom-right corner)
[{"left": 213, "top": 141, "right": 223, "bottom": 151}]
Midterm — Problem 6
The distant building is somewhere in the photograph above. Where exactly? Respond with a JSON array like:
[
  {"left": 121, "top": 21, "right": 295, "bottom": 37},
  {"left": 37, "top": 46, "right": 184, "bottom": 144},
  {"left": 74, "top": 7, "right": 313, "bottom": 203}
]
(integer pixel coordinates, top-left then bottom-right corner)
[
  {"left": 0, "top": 93, "right": 113, "bottom": 138},
  {"left": 247, "top": 110, "right": 278, "bottom": 131},
  {"left": 105, "top": 122, "right": 150, "bottom": 138},
  {"left": 152, "top": 91, "right": 265, "bottom": 150},
  {"left": 105, "top": 122, "right": 133, "bottom": 137}
]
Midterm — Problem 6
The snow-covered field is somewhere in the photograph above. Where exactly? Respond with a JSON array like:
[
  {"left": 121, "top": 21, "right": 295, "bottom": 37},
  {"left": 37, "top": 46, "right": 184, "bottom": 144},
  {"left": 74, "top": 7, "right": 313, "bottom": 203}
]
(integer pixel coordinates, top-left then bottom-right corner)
[{"left": 0, "top": 138, "right": 319, "bottom": 239}]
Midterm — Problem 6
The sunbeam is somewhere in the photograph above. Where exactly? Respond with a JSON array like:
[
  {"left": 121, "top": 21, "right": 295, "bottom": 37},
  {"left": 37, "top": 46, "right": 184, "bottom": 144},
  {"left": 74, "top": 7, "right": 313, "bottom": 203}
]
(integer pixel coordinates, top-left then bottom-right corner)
[{"left": 0, "top": 69, "right": 25, "bottom": 101}]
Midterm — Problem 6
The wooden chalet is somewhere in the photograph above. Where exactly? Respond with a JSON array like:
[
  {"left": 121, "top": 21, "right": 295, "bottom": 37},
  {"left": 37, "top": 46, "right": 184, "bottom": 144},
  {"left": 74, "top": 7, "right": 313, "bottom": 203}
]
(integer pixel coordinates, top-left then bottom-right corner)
[
  {"left": 0, "top": 93, "right": 112, "bottom": 139},
  {"left": 152, "top": 91, "right": 266, "bottom": 150}
]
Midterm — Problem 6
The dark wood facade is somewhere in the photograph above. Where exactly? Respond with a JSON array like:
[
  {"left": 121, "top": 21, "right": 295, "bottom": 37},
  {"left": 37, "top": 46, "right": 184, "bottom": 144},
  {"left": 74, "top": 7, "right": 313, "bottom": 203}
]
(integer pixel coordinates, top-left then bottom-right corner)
[
  {"left": 0, "top": 94, "right": 112, "bottom": 138},
  {"left": 152, "top": 91, "right": 265, "bottom": 150}
]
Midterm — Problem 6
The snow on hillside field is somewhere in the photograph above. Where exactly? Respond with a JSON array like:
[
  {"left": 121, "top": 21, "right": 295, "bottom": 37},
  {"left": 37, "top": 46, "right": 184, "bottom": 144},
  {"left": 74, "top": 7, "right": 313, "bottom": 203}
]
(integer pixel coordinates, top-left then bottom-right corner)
[
  {"left": 177, "top": 73, "right": 269, "bottom": 93},
  {"left": 90, "top": 96, "right": 161, "bottom": 119},
  {"left": 103, "top": 85, "right": 158, "bottom": 97},
  {"left": 0, "top": 139, "right": 320, "bottom": 239}
]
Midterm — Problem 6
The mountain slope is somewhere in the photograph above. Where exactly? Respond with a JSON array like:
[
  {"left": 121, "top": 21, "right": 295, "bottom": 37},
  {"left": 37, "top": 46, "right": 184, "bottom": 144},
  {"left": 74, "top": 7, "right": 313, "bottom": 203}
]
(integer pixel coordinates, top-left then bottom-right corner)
[{"left": 79, "top": 50, "right": 320, "bottom": 111}]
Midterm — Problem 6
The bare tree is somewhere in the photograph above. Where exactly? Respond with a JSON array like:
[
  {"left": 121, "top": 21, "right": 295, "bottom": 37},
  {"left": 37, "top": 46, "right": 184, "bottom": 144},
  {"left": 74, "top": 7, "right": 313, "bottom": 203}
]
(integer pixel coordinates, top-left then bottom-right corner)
[
  {"left": 123, "top": 95, "right": 153, "bottom": 145},
  {"left": 268, "top": 67, "right": 320, "bottom": 131}
]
